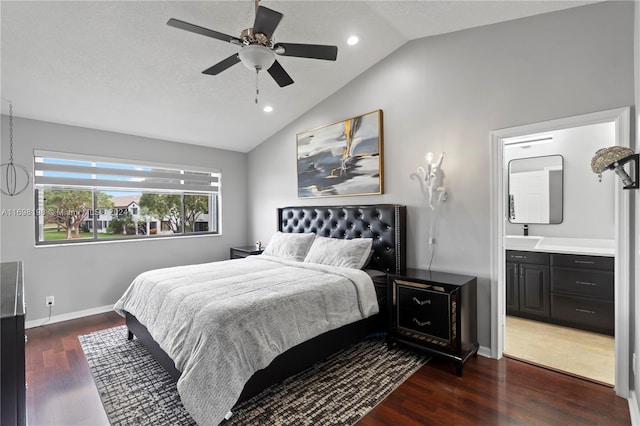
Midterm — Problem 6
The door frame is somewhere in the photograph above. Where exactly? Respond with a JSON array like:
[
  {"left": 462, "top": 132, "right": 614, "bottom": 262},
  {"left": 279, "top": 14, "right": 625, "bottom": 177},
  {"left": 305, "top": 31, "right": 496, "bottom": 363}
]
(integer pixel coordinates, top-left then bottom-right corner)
[{"left": 489, "top": 107, "right": 631, "bottom": 397}]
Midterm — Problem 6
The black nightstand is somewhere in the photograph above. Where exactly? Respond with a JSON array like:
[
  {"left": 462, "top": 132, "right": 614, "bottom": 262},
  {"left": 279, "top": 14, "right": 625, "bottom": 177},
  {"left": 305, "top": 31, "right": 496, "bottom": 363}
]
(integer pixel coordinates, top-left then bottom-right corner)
[
  {"left": 230, "top": 245, "right": 264, "bottom": 259},
  {"left": 387, "top": 268, "right": 478, "bottom": 376}
]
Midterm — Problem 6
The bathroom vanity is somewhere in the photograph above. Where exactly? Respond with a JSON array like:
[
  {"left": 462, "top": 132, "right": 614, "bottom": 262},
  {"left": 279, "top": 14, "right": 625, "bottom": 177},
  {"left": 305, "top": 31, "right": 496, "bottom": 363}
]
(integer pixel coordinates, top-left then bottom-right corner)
[{"left": 505, "top": 236, "right": 614, "bottom": 336}]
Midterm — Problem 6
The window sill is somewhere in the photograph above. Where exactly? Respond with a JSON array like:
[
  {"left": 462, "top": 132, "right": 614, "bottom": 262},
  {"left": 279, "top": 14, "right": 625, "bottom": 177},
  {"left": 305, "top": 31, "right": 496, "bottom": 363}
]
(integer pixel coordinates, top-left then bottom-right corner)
[{"left": 34, "top": 232, "right": 222, "bottom": 248}]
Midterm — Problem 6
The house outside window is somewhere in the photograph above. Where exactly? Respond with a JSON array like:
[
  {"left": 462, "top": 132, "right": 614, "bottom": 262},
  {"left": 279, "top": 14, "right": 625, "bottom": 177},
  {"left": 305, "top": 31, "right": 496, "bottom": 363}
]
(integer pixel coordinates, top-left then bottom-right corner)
[{"left": 34, "top": 151, "right": 221, "bottom": 244}]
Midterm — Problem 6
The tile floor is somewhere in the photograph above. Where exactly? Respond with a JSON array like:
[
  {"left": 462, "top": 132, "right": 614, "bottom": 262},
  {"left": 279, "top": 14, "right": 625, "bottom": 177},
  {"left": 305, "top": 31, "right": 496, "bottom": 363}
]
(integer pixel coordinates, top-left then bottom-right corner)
[{"left": 504, "top": 315, "right": 615, "bottom": 386}]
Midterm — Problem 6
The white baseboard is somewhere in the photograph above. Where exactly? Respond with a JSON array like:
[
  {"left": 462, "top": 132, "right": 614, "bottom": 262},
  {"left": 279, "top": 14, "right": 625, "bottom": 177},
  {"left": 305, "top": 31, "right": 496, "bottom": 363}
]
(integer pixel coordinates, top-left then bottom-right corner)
[
  {"left": 629, "top": 390, "right": 640, "bottom": 425},
  {"left": 25, "top": 304, "right": 115, "bottom": 329},
  {"left": 477, "top": 345, "right": 492, "bottom": 358}
]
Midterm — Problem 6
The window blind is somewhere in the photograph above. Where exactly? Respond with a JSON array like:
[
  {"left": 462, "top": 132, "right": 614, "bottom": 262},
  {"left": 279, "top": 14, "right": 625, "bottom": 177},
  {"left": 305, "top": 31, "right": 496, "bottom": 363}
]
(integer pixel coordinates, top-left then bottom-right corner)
[{"left": 34, "top": 151, "right": 220, "bottom": 193}]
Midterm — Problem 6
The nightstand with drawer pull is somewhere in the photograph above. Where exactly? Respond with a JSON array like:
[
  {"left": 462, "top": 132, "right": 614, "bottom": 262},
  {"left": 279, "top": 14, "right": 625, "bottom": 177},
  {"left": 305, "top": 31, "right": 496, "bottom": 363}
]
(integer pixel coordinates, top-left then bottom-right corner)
[
  {"left": 387, "top": 268, "right": 478, "bottom": 376},
  {"left": 229, "top": 245, "right": 264, "bottom": 259}
]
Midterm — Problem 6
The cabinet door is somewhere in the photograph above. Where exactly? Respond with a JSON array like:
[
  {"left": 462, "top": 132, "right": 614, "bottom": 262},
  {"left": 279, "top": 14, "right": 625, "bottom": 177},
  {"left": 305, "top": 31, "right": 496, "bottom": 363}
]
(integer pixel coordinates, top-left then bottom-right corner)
[
  {"left": 506, "top": 262, "right": 519, "bottom": 314},
  {"left": 519, "top": 264, "right": 550, "bottom": 318}
]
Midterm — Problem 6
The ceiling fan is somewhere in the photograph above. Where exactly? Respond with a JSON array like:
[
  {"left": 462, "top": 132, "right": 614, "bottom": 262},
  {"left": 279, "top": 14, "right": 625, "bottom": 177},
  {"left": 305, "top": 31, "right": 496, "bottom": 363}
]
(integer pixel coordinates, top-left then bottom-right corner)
[{"left": 168, "top": 0, "right": 338, "bottom": 95}]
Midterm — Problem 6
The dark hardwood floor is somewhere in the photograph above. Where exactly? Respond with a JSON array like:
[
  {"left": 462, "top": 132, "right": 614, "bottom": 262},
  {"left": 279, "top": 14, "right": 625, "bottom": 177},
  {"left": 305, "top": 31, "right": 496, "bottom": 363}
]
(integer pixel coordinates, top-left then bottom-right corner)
[
  {"left": 26, "top": 312, "right": 123, "bottom": 425},
  {"left": 26, "top": 312, "right": 631, "bottom": 425}
]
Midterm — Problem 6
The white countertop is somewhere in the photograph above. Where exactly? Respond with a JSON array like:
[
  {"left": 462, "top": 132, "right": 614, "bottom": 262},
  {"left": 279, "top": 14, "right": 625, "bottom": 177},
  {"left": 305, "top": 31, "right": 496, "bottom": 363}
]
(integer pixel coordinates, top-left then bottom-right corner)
[{"left": 504, "top": 235, "right": 615, "bottom": 257}]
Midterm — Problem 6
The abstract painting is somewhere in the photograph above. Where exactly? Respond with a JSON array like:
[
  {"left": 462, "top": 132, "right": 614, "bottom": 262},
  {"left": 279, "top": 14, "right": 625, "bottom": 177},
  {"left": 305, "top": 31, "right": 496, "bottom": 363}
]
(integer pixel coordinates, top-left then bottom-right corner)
[{"left": 296, "top": 110, "right": 383, "bottom": 198}]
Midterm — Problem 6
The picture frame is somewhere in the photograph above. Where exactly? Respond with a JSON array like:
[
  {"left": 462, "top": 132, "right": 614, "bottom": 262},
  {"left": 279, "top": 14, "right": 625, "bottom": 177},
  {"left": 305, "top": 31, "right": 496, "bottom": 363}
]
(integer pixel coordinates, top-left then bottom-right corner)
[{"left": 296, "top": 109, "right": 383, "bottom": 198}]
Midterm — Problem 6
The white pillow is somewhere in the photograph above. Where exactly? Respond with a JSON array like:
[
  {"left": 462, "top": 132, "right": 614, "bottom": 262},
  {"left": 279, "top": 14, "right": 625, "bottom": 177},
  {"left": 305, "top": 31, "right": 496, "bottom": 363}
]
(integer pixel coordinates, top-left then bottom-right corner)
[
  {"left": 304, "top": 236, "right": 373, "bottom": 269},
  {"left": 262, "top": 231, "right": 316, "bottom": 262}
]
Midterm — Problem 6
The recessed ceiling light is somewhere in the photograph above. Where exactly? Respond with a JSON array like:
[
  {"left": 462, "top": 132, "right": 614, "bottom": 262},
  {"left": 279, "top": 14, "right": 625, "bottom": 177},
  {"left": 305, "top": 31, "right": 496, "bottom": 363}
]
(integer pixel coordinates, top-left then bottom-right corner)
[
  {"left": 347, "top": 35, "right": 359, "bottom": 46},
  {"left": 263, "top": 105, "right": 273, "bottom": 113}
]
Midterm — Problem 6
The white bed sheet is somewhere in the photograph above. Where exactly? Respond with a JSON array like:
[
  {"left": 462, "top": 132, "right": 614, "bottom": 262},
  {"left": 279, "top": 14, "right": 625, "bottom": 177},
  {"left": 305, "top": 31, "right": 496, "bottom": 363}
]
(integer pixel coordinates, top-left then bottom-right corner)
[{"left": 114, "top": 254, "right": 378, "bottom": 425}]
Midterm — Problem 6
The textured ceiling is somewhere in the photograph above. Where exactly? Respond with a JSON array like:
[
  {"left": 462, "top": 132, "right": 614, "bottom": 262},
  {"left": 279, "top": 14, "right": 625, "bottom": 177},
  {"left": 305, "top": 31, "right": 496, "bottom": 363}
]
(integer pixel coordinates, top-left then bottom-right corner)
[{"left": 1, "top": 1, "right": 597, "bottom": 153}]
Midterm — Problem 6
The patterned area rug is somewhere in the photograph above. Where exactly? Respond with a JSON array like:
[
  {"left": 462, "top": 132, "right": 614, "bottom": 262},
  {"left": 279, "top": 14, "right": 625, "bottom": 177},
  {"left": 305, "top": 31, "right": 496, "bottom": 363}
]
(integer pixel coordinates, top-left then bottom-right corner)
[{"left": 79, "top": 326, "right": 429, "bottom": 425}]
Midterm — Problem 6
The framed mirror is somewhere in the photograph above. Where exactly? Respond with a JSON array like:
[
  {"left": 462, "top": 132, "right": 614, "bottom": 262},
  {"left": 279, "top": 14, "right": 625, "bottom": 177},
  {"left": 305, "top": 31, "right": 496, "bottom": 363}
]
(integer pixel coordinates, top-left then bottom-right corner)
[{"left": 508, "top": 155, "right": 563, "bottom": 224}]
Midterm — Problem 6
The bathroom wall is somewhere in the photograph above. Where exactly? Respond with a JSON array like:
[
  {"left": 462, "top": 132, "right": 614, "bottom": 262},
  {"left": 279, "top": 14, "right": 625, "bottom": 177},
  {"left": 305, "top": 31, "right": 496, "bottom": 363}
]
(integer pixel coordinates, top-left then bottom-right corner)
[{"left": 504, "top": 121, "right": 616, "bottom": 239}]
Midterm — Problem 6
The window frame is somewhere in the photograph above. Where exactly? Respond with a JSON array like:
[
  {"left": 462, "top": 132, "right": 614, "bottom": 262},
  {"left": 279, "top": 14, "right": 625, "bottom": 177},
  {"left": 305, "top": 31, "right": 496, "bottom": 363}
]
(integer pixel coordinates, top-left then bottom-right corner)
[{"left": 33, "top": 150, "right": 221, "bottom": 246}]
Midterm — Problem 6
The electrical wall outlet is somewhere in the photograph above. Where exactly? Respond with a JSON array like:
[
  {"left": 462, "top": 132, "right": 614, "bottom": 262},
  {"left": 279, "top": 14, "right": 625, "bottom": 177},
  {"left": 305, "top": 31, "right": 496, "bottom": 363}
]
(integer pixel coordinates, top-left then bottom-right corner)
[{"left": 45, "top": 296, "right": 55, "bottom": 307}]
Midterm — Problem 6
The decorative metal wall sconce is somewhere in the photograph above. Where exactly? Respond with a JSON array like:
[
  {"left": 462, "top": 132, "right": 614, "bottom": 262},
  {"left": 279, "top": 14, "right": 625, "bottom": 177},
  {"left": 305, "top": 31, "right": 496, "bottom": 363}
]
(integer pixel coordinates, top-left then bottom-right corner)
[
  {"left": 1, "top": 101, "right": 30, "bottom": 196},
  {"left": 591, "top": 146, "right": 638, "bottom": 190}
]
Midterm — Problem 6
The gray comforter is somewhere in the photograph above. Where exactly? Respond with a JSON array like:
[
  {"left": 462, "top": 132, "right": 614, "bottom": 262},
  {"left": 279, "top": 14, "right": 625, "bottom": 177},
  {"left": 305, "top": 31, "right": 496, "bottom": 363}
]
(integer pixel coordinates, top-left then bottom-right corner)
[{"left": 113, "top": 254, "right": 379, "bottom": 425}]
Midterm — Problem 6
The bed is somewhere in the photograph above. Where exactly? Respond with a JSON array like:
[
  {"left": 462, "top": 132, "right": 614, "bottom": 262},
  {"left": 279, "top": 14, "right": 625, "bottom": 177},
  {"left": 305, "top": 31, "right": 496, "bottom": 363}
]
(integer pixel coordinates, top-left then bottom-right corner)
[{"left": 115, "top": 204, "right": 406, "bottom": 425}]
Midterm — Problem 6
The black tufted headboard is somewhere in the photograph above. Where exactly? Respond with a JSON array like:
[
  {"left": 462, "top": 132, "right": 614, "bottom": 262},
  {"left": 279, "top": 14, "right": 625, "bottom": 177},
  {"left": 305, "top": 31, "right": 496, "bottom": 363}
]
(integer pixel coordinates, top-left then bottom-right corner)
[{"left": 277, "top": 204, "right": 406, "bottom": 274}]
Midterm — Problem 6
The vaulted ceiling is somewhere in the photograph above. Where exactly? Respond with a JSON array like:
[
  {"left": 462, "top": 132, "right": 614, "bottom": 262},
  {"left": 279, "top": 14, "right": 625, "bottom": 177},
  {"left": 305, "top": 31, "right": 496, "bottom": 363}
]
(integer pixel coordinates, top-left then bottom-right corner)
[{"left": 1, "top": 1, "right": 596, "bottom": 153}]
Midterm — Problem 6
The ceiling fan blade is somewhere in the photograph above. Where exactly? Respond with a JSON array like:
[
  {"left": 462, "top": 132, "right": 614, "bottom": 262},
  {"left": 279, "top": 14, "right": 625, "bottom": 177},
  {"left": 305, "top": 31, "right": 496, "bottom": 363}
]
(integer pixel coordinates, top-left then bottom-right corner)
[
  {"left": 252, "top": 6, "right": 283, "bottom": 39},
  {"left": 168, "top": 18, "right": 242, "bottom": 45},
  {"left": 202, "top": 54, "right": 241, "bottom": 75},
  {"left": 267, "top": 60, "right": 294, "bottom": 87},
  {"left": 273, "top": 43, "right": 338, "bottom": 61}
]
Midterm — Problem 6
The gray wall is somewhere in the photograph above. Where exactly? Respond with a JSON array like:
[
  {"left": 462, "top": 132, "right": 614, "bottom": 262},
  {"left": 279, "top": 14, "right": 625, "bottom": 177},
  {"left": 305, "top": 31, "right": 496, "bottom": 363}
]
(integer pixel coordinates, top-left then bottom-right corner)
[
  {"left": 0, "top": 116, "right": 248, "bottom": 322},
  {"left": 247, "top": 1, "right": 635, "bottom": 349}
]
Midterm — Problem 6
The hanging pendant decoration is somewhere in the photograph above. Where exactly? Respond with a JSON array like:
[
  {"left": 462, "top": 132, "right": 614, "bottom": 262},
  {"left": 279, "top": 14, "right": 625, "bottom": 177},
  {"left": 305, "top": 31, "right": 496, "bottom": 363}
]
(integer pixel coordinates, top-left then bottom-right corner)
[
  {"left": 255, "top": 68, "right": 260, "bottom": 104},
  {"left": 1, "top": 101, "right": 30, "bottom": 196}
]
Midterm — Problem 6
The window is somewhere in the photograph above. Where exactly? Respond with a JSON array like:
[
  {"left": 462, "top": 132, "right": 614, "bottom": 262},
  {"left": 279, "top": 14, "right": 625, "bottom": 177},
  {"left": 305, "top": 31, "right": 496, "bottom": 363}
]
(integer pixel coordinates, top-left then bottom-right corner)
[{"left": 34, "top": 151, "right": 221, "bottom": 245}]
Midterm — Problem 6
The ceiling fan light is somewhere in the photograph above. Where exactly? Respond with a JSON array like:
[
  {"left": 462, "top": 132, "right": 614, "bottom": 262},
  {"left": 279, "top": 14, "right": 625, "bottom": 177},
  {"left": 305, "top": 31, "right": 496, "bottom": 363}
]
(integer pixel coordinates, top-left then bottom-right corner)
[
  {"left": 347, "top": 35, "right": 359, "bottom": 46},
  {"left": 238, "top": 45, "right": 276, "bottom": 71}
]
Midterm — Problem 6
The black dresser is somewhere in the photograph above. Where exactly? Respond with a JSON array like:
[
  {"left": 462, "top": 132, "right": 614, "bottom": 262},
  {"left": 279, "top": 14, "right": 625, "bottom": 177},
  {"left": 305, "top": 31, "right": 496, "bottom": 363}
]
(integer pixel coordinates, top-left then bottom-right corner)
[{"left": 1, "top": 261, "right": 26, "bottom": 426}]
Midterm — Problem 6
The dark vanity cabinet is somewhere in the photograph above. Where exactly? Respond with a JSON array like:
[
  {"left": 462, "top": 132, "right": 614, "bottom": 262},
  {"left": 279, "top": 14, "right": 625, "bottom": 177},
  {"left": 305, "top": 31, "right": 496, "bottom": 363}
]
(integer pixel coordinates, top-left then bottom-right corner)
[
  {"left": 1, "top": 261, "right": 26, "bottom": 426},
  {"left": 506, "top": 251, "right": 550, "bottom": 319},
  {"left": 550, "top": 254, "right": 614, "bottom": 335},
  {"left": 506, "top": 250, "right": 614, "bottom": 335}
]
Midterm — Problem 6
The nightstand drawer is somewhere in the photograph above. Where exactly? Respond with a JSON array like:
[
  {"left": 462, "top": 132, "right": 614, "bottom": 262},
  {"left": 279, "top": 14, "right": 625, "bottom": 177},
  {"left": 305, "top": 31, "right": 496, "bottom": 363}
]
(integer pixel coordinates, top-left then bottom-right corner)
[
  {"left": 396, "top": 286, "right": 450, "bottom": 341},
  {"left": 397, "top": 307, "right": 450, "bottom": 341},
  {"left": 397, "top": 285, "right": 450, "bottom": 312}
]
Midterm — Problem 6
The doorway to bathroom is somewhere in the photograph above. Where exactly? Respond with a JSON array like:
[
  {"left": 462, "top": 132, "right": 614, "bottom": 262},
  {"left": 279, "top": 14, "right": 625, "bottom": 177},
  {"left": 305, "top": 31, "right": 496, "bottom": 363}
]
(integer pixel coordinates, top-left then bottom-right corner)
[{"left": 489, "top": 107, "right": 632, "bottom": 397}]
